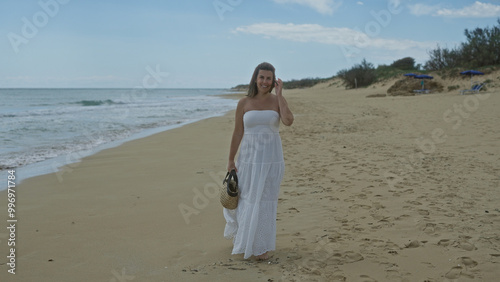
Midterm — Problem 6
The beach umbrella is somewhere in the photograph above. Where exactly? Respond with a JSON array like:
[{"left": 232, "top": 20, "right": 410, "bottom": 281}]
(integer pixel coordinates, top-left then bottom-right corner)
[
  {"left": 460, "top": 70, "right": 484, "bottom": 87},
  {"left": 414, "top": 74, "right": 433, "bottom": 79},
  {"left": 414, "top": 74, "right": 433, "bottom": 89},
  {"left": 404, "top": 73, "right": 417, "bottom": 77}
]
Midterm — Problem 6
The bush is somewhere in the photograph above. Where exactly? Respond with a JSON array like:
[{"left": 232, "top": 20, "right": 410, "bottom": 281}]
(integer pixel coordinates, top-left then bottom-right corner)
[
  {"left": 387, "top": 78, "right": 444, "bottom": 96},
  {"left": 391, "top": 57, "right": 416, "bottom": 70},
  {"left": 283, "top": 77, "right": 332, "bottom": 89},
  {"left": 425, "top": 18, "right": 500, "bottom": 70},
  {"left": 374, "top": 65, "right": 414, "bottom": 82},
  {"left": 337, "top": 59, "right": 376, "bottom": 89}
]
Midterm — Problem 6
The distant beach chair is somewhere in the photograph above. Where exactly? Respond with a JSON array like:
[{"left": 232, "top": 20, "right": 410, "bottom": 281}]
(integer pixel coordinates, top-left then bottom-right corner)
[
  {"left": 460, "top": 82, "right": 485, "bottom": 95},
  {"left": 413, "top": 89, "right": 431, "bottom": 94}
]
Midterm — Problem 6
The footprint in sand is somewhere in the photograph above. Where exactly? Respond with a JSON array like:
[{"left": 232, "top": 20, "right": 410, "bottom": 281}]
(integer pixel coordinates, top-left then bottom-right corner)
[
  {"left": 404, "top": 240, "right": 422, "bottom": 248},
  {"left": 344, "top": 251, "right": 364, "bottom": 263},
  {"left": 386, "top": 268, "right": 408, "bottom": 281},
  {"left": 331, "top": 272, "right": 347, "bottom": 281},
  {"left": 437, "top": 239, "right": 453, "bottom": 247},
  {"left": 460, "top": 257, "right": 478, "bottom": 268},
  {"left": 445, "top": 266, "right": 463, "bottom": 279},
  {"left": 357, "top": 193, "right": 368, "bottom": 199},
  {"left": 394, "top": 214, "right": 411, "bottom": 221},
  {"left": 418, "top": 209, "right": 430, "bottom": 216},
  {"left": 372, "top": 202, "right": 385, "bottom": 209},
  {"left": 406, "top": 200, "right": 422, "bottom": 206},
  {"left": 359, "top": 274, "right": 378, "bottom": 282},
  {"left": 443, "top": 257, "right": 479, "bottom": 280},
  {"left": 458, "top": 241, "right": 476, "bottom": 251},
  {"left": 348, "top": 204, "right": 372, "bottom": 210},
  {"left": 422, "top": 223, "right": 437, "bottom": 234}
]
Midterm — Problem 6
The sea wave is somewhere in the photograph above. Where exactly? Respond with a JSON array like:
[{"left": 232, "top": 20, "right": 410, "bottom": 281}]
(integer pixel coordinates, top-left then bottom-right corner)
[
  {"left": 1, "top": 97, "right": 220, "bottom": 118},
  {"left": 73, "top": 99, "right": 126, "bottom": 106}
]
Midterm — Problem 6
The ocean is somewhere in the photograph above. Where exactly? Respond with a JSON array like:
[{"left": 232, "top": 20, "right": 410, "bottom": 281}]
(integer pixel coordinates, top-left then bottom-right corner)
[{"left": 0, "top": 88, "right": 238, "bottom": 190}]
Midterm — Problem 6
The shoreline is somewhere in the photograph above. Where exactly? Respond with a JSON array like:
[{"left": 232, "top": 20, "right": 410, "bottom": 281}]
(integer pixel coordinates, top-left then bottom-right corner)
[
  {"left": 0, "top": 92, "right": 240, "bottom": 191},
  {"left": 0, "top": 81, "right": 498, "bottom": 281}
]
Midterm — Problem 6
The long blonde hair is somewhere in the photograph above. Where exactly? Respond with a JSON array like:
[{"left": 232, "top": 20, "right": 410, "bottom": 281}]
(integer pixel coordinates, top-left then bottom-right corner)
[{"left": 247, "top": 62, "right": 276, "bottom": 97}]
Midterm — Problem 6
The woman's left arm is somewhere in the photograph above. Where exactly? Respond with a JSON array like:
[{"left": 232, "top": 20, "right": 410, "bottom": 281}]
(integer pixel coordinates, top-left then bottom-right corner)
[{"left": 275, "top": 78, "right": 294, "bottom": 126}]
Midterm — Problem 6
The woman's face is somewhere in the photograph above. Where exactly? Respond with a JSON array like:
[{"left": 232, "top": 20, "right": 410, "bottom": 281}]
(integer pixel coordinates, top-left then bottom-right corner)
[{"left": 256, "top": 70, "right": 274, "bottom": 94}]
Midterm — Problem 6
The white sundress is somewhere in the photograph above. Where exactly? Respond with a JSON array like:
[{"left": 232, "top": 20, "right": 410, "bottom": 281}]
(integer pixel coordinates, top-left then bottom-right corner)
[{"left": 223, "top": 110, "right": 285, "bottom": 259}]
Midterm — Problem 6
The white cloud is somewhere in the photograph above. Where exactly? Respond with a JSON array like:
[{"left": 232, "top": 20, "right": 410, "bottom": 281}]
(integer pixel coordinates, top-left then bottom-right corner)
[
  {"left": 357, "top": 1, "right": 364, "bottom": 6},
  {"left": 272, "top": 0, "right": 342, "bottom": 15},
  {"left": 409, "top": 1, "right": 500, "bottom": 18},
  {"left": 408, "top": 3, "right": 439, "bottom": 16},
  {"left": 438, "top": 1, "right": 500, "bottom": 17},
  {"left": 235, "top": 22, "right": 436, "bottom": 51}
]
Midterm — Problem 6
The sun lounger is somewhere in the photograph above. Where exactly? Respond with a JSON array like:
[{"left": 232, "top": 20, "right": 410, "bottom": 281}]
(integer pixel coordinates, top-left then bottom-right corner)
[
  {"left": 413, "top": 89, "right": 431, "bottom": 94},
  {"left": 460, "top": 83, "right": 485, "bottom": 95}
]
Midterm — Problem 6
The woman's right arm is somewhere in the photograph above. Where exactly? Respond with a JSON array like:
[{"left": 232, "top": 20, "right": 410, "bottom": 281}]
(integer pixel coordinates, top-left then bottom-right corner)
[{"left": 228, "top": 98, "right": 246, "bottom": 172}]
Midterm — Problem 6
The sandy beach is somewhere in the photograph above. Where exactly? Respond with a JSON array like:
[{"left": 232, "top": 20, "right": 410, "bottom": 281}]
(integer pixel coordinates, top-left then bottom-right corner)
[{"left": 1, "top": 77, "right": 499, "bottom": 281}]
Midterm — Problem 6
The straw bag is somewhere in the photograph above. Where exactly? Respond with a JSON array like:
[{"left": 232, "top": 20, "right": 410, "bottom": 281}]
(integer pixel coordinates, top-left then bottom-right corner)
[{"left": 221, "top": 170, "right": 239, "bottom": 209}]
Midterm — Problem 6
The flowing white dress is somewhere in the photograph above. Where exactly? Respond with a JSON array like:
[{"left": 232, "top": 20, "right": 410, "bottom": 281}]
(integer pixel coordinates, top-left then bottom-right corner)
[{"left": 223, "top": 110, "right": 285, "bottom": 259}]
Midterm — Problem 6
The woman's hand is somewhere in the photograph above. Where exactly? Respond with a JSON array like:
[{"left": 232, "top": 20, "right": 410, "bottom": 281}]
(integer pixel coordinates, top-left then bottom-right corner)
[
  {"left": 274, "top": 77, "right": 294, "bottom": 126},
  {"left": 227, "top": 160, "right": 237, "bottom": 172},
  {"left": 275, "top": 78, "right": 283, "bottom": 96}
]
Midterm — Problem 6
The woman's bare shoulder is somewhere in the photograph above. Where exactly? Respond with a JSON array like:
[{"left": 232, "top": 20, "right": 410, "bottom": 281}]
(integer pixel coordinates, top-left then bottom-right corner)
[
  {"left": 237, "top": 96, "right": 249, "bottom": 107},
  {"left": 236, "top": 96, "right": 248, "bottom": 112}
]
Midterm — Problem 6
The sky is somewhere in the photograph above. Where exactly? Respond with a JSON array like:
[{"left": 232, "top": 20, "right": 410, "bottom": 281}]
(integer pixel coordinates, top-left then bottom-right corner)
[{"left": 1, "top": 0, "right": 500, "bottom": 88}]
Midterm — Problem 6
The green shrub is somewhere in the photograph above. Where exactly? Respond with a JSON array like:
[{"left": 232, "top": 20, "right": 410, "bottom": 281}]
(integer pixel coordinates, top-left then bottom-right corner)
[
  {"left": 283, "top": 77, "right": 332, "bottom": 89},
  {"left": 425, "top": 18, "right": 500, "bottom": 70},
  {"left": 337, "top": 59, "right": 376, "bottom": 89},
  {"left": 390, "top": 57, "right": 416, "bottom": 70}
]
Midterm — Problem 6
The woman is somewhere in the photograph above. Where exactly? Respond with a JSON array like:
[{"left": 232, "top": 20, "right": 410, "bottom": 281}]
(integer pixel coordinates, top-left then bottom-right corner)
[{"left": 223, "top": 62, "right": 294, "bottom": 260}]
